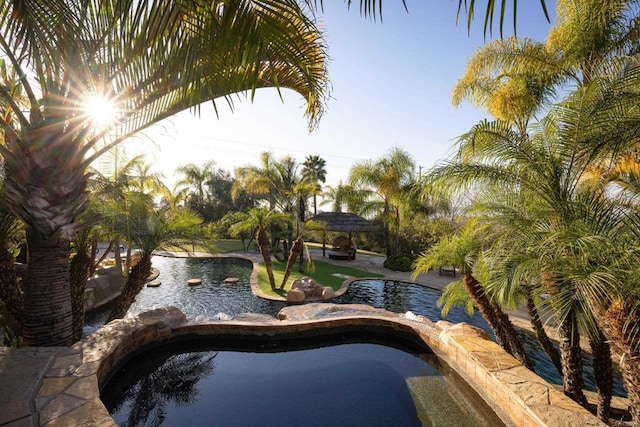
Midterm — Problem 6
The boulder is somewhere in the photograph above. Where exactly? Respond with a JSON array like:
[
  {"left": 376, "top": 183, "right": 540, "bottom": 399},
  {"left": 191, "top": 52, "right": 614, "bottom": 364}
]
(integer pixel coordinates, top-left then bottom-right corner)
[
  {"left": 224, "top": 277, "right": 240, "bottom": 284},
  {"left": 291, "top": 277, "right": 323, "bottom": 299},
  {"left": 321, "top": 286, "right": 335, "bottom": 300},
  {"left": 286, "top": 289, "right": 305, "bottom": 303}
]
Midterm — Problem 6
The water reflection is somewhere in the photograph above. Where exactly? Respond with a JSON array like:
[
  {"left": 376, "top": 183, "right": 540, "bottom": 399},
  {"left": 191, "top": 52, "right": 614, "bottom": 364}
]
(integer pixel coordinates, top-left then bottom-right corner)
[{"left": 103, "top": 352, "right": 216, "bottom": 427}]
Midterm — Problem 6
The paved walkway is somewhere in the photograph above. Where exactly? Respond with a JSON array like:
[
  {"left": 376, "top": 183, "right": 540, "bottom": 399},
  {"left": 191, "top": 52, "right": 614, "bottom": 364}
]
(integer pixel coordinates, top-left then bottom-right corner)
[{"left": 307, "top": 248, "right": 457, "bottom": 290}]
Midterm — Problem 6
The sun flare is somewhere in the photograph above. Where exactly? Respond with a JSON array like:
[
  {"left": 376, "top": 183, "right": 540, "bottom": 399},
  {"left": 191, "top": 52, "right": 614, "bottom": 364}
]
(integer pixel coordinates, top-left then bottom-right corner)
[{"left": 84, "top": 95, "right": 117, "bottom": 127}]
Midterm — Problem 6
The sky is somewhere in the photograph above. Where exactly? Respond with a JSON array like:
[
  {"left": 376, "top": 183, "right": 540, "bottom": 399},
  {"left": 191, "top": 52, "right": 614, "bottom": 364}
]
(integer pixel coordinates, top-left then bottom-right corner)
[{"left": 121, "top": 1, "right": 556, "bottom": 190}]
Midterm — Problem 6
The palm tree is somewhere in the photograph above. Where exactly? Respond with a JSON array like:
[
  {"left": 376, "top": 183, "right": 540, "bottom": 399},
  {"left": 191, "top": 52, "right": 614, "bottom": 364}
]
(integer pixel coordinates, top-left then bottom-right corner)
[
  {"left": 348, "top": 147, "right": 415, "bottom": 256},
  {"left": 228, "top": 208, "right": 291, "bottom": 291},
  {"left": 413, "top": 221, "right": 533, "bottom": 369},
  {"left": 440, "top": 2, "right": 640, "bottom": 417},
  {"left": 234, "top": 153, "right": 309, "bottom": 252},
  {"left": 302, "top": 154, "right": 327, "bottom": 215},
  {"left": 234, "top": 152, "right": 292, "bottom": 212},
  {"left": 176, "top": 162, "right": 216, "bottom": 213},
  {"left": 0, "top": 0, "right": 328, "bottom": 346},
  {"left": 280, "top": 234, "right": 305, "bottom": 289}
]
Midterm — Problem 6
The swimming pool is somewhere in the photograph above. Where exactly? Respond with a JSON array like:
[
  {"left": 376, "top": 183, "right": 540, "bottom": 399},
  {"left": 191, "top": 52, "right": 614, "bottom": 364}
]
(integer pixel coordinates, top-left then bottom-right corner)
[
  {"left": 86, "top": 255, "right": 626, "bottom": 397},
  {"left": 101, "top": 334, "right": 506, "bottom": 426}
]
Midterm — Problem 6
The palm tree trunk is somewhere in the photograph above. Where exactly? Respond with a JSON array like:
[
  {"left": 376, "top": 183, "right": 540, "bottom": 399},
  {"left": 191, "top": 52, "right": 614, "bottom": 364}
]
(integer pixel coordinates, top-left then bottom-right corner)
[
  {"left": 526, "top": 292, "right": 563, "bottom": 376},
  {"left": 69, "top": 249, "right": 92, "bottom": 342},
  {"left": 22, "top": 238, "right": 74, "bottom": 347},
  {"left": 257, "top": 227, "right": 276, "bottom": 291},
  {"left": 494, "top": 306, "right": 533, "bottom": 370},
  {"left": 395, "top": 206, "right": 400, "bottom": 255},
  {"left": 600, "top": 300, "right": 640, "bottom": 426},
  {"left": 588, "top": 325, "right": 612, "bottom": 422},
  {"left": 107, "top": 253, "right": 152, "bottom": 322},
  {"left": 383, "top": 200, "right": 391, "bottom": 256},
  {"left": 0, "top": 245, "right": 23, "bottom": 328},
  {"left": 280, "top": 235, "right": 303, "bottom": 289},
  {"left": 558, "top": 310, "right": 588, "bottom": 407},
  {"left": 462, "top": 274, "right": 532, "bottom": 368},
  {"left": 463, "top": 274, "right": 508, "bottom": 348}
]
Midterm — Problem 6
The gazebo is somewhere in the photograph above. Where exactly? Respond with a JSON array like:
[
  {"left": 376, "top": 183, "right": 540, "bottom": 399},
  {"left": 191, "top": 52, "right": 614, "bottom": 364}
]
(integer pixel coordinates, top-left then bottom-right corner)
[{"left": 306, "top": 212, "right": 378, "bottom": 260}]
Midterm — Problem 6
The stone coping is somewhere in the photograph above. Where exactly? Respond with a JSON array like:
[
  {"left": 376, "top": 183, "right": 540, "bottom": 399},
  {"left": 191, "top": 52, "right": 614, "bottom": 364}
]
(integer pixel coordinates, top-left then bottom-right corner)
[{"left": 21, "top": 304, "right": 605, "bottom": 426}]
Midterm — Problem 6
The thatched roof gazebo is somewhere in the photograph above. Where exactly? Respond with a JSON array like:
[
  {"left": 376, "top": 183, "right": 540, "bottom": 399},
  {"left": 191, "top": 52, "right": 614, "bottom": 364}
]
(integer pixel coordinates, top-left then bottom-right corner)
[{"left": 306, "top": 212, "right": 378, "bottom": 259}]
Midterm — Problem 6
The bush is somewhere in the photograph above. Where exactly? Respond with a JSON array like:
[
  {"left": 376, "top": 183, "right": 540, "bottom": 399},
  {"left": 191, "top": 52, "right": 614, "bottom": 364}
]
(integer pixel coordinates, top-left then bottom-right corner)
[{"left": 383, "top": 254, "right": 415, "bottom": 272}]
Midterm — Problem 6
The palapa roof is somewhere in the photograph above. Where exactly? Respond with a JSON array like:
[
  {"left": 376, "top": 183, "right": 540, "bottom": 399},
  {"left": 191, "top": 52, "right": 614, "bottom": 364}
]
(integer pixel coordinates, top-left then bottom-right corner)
[{"left": 307, "top": 212, "right": 378, "bottom": 233}]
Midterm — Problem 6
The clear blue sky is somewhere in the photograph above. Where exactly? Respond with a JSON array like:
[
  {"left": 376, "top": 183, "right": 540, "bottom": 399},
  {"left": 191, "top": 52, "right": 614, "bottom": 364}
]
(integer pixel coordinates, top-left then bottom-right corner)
[{"left": 132, "top": 1, "right": 556, "bottom": 189}]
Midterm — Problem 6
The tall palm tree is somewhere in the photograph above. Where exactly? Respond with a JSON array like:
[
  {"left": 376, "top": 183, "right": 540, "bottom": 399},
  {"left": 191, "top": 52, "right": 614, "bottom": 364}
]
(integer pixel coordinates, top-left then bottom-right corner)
[
  {"left": 348, "top": 147, "right": 415, "bottom": 256},
  {"left": 302, "top": 154, "right": 327, "bottom": 215},
  {"left": 176, "top": 161, "right": 216, "bottom": 212},
  {"left": 234, "top": 152, "right": 287, "bottom": 212},
  {"left": 234, "top": 153, "right": 308, "bottom": 252},
  {"left": 0, "top": 0, "right": 328, "bottom": 346}
]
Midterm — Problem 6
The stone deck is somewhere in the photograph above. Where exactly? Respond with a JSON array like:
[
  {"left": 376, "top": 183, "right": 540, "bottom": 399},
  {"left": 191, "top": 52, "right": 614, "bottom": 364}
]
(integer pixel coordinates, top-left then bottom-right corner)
[{"left": 1, "top": 304, "right": 606, "bottom": 426}]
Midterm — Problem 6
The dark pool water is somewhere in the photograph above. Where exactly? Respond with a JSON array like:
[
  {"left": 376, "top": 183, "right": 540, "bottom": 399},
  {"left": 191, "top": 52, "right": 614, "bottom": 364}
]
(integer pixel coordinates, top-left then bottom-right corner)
[
  {"left": 130, "top": 256, "right": 283, "bottom": 318},
  {"left": 102, "top": 342, "right": 505, "bottom": 427},
  {"left": 87, "top": 256, "right": 627, "bottom": 398}
]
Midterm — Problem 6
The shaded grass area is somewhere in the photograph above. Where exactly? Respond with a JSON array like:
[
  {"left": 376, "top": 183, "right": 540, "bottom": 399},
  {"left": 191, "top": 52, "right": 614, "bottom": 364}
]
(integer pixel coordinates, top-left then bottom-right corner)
[
  {"left": 258, "top": 259, "right": 384, "bottom": 298},
  {"left": 163, "top": 239, "right": 246, "bottom": 254}
]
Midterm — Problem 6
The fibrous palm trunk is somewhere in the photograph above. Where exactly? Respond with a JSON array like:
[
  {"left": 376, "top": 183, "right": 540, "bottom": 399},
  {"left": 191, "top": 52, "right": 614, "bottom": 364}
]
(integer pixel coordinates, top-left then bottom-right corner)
[
  {"left": 463, "top": 274, "right": 532, "bottom": 369},
  {"left": 22, "top": 239, "right": 74, "bottom": 347},
  {"left": 0, "top": 245, "right": 23, "bottom": 328},
  {"left": 107, "top": 254, "right": 152, "bottom": 322},
  {"left": 588, "top": 326, "right": 612, "bottom": 422},
  {"left": 281, "top": 235, "right": 303, "bottom": 289},
  {"left": 600, "top": 300, "right": 640, "bottom": 426},
  {"left": 257, "top": 227, "right": 276, "bottom": 291},
  {"left": 558, "top": 310, "right": 588, "bottom": 407},
  {"left": 526, "top": 293, "right": 563, "bottom": 376}
]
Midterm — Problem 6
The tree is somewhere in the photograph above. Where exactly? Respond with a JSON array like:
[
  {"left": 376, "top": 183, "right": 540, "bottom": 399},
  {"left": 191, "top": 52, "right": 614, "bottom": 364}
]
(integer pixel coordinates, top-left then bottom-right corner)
[
  {"left": 348, "top": 147, "right": 416, "bottom": 256},
  {"left": 206, "top": 168, "right": 256, "bottom": 221},
  {"left": 0, "top": 0, "right": 328, "bottom": 346},
  {"left": 234, "top": 153, "right": 310, "bottom": 253},
  {"left": 228, "top": 208, "right": 291, "bottom": 291},
  {"left": 412, "top": 221, "right": 533, "bottom": 369},
  {"left": 438, "top": 3, "right": 640, "bottom": 417},
  {"left": 176, "top": 162, "right": 216, "bottom": 217},
  {"left": 302, "top": 154, "right": 327, "bottom": 215},
  {"left": 320, "top": 181, "right": 363, "bottom": 214}
]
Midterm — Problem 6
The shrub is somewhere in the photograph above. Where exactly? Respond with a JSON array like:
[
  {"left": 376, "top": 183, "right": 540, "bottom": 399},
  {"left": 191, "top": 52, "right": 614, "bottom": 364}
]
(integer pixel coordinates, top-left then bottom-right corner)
[{"left": 383, "top": 254, "right": 415, "bottom": 272}]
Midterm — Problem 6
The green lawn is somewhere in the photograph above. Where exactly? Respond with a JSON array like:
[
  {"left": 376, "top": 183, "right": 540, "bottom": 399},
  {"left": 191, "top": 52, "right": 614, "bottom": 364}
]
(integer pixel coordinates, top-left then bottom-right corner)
[{"left": 257, "top": 259, "right": 384, "bottom": 298}]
